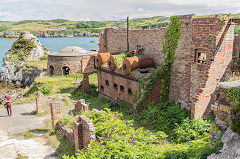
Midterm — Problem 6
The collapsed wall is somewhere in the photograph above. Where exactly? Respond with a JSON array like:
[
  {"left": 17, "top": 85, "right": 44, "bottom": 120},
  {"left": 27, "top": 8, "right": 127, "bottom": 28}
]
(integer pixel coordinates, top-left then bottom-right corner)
[
  {"left": 191, "top": 17, "right": 235, "bottom": 118},
  {"left": 98, "top": 15, "right": 237, "bottom": 118}
]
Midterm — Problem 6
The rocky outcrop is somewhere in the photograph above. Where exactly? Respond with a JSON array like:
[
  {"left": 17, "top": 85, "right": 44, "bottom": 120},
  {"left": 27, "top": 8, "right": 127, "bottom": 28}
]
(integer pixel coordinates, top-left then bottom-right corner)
[
  {"left": 208, "top": 127, "right": 240, "bottom": 159},
  {"left": 0, "top": 32, "right": 48, "bottom": 86}
]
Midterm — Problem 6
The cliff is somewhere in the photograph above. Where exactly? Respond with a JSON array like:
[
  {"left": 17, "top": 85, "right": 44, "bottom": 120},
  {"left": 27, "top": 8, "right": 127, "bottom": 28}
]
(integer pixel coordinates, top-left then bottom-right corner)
[{"left": 0, "top": 32, "right": 48, "bottom": 86}]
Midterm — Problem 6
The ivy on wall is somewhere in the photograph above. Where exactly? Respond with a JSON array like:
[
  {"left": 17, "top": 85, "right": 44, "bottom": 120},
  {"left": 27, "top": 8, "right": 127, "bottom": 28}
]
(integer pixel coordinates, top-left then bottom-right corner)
[
  {"left": 228, "top": 88, "right": 240, "bottom": 134},
  {"left": 136, "top": 15, "right": 181, "bottom": 108}
]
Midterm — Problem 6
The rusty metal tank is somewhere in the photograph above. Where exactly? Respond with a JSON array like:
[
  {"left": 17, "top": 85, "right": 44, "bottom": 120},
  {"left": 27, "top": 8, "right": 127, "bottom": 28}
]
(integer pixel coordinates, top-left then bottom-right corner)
[
  {"left": 122, "top": 56, "right": 154, "bottom": 75},
  {"left": 138, "top": 56, "right": 154, "bottom": 69},
  {"left": 108, "top": 55, "right": 117, "bottom": 71},
  {"left": 95, "top": 53, "right": 111, "bottom": 67},
  {"left": 122, "top": 56, "right": 139, "bottom": 75}
]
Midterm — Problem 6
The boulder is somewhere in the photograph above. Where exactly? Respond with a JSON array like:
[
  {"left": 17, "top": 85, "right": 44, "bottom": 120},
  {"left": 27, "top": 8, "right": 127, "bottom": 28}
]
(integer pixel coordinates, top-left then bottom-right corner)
[
  {"left": 208, "top": 127, "right": 240, "bottom": 159},
  {"left": 0, "top": 32, "right": 48, "bottom": 86}
]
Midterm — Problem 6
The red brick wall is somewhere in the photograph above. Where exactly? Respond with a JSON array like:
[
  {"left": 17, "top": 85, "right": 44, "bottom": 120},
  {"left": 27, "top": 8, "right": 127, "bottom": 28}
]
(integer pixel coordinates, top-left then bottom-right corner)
[
  {"left": 98, "top": 69, "right": 138, "bottom": 105},
  {"left": 47, "top": 54, "right": 97, "bottom": 75},
  {"left": 169, "top": 14, "right": 194, "bottom": 109},
  {"left": 99, "top": 28, "right": 165, "bottom": 67},
  {"left": 191, "top": 17, "right": 235, "bottom": 118},
  {"left": 36, "top": 91, "right": 44, "bottom": 113},
  {"left": 50, "top": 101, "right": 61, "bottom": 128},
  {"left": 74, "top": 115, "right": 95, "bottom": 151}
]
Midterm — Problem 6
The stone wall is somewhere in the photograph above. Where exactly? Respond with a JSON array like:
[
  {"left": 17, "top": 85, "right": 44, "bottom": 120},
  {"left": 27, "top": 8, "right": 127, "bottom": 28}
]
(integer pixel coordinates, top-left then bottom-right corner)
[
  {"left": 57, "top": 124, "right": 75, "bottom": 144},
  {"left": 74, "top": 115, "right": 95, "bottom": 152},
  {"left": 50, "top": 101, "right": 61, "bottom": 128},
  {"left": 47, "top": 54, "right": 96, "bottom": 75},
  {"left": 99, "top": 28, "right": 165, "bottom": 67},
  {"left": 98, "top": 68, "right": 139, "bottom": 105},
  {"left": 98, "top": 15, "right": 236, "bottom": 117},
  {"left": 36, "top": 91, "right": 44, "bottom": 114},
  {"left": 191, "top": 17, "right": 235, "bottom": 118},
  {"left": 47, "top": 56, "right": 82, "bottom": 75},
  {"left": 169, "top": 14, "right": 193, "bottom": 109},
  {"left": 75, "top": 99, "right": 88, "bottom": 112},
  {"left": 74, "top": 74, "right": 90, "bottom": 94}
]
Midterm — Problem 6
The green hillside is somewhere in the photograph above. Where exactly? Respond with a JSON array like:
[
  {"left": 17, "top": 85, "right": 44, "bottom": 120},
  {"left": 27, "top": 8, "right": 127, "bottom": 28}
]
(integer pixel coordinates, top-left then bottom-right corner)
[
  {"left": 0, "top": 14, "right": 240, "bottom": 35},
  {"left": 0, "top": 16, "right": 170, "bottom": 36}
]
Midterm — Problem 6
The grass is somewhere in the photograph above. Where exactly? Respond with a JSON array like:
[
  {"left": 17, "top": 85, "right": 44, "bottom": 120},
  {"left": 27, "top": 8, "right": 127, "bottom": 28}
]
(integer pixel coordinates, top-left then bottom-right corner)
[
  {"left": 24, "top": 59, "right": 48, "bottom": 71},
  {"left": 228, "top": 76, "right": 240, "bottom": 82},
  {"left": 16, "top": 130, "right": 35, "bottom": 139},
  {"left": 15, "top": 155, "right": 28, "bottom": 159},
  {"left": 29, "top": 110, "right": 49, "bottom": 117}
]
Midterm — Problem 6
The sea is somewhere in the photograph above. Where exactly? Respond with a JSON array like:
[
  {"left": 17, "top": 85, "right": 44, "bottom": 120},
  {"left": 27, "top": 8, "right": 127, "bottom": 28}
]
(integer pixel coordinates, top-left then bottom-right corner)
[{"left": 0, "top": 37, "right": 99, "bottom": 67}]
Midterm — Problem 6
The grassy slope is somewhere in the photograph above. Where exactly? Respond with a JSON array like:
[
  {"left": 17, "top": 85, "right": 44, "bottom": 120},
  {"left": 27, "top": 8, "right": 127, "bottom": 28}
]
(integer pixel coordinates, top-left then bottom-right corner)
[
  {"left": 1, "top": 14, "right": 240, "bottom": 34},
  {"left": 0, "top": 16, "right": 169, "bottom": 33}
]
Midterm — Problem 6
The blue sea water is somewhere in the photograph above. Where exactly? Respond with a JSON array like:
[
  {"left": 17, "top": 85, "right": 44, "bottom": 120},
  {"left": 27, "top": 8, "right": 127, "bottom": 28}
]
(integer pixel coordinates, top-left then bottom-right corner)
[{"left": 0, "top": 37, "right": 99, "bottom": 66}]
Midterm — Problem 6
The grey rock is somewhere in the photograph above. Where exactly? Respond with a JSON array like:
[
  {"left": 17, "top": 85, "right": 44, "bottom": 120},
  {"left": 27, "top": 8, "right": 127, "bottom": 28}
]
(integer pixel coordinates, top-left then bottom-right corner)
[
  {"left": 0, "top": 32, "right": 48, "bottom": 86},
  {"left": 208, "top": 127, "right": 240, "bottom": 159}
]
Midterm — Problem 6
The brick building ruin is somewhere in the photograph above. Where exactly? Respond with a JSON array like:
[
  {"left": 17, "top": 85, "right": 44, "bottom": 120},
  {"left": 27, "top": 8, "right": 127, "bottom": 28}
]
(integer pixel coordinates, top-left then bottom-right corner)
[
  {"left": 47, "top": 46, "right": 97, "bottom": 75},
  {"left": 96, "top": 14, "right": 240, "bottom": 119}
]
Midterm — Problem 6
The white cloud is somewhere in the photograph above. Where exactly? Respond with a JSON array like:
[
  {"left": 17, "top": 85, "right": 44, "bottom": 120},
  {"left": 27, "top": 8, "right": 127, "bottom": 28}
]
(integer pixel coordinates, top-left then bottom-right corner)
[{"left": 0, "top": 0, "right": 239, "bottom": 21}]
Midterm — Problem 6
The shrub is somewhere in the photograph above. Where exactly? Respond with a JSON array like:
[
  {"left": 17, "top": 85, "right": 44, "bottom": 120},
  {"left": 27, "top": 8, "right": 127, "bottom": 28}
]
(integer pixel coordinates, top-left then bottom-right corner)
[
  {"left": 137, "top": 102, "right": 186, "bottom": 132},
  {"left": 169, "top": 117, "right": 211, "bottom": 143},
  {"left": 228, "top": 87, "right": 240, "bottom": 134},
  {"left": 26, "top": 82, "right": 52, "bottom": 96}
]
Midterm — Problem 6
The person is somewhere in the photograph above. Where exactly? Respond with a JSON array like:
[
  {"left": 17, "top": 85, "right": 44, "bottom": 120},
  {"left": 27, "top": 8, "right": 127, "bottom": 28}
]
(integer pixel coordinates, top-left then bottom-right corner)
[{"left": 4, "top": 95, "right": 12, "bottom": 117}]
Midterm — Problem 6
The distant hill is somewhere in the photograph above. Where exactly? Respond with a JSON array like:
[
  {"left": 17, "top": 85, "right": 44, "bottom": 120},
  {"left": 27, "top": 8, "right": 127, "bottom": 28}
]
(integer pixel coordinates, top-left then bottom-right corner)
[{"left": 0, "top": 14, "right": 239, "bottom": 36}]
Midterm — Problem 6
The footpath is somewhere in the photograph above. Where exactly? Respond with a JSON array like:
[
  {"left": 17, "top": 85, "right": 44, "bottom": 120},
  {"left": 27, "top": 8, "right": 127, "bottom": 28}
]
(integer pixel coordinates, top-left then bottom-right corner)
[{"left": 0, "top": 103, "right": 57, "bottom": 159}]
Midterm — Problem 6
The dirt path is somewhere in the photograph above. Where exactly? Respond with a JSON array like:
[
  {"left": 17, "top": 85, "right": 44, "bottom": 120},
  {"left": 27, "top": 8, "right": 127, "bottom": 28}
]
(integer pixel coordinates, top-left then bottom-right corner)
[{"left": 0, "top": 103, "right": 58, "bottom": 159}]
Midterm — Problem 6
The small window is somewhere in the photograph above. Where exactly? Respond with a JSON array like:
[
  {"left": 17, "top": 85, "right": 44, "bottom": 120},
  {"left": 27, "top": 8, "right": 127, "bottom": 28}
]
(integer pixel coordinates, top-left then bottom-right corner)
[
  {"left": 105, "top": 80, "right": 109, "bottom": 86},
  {"left": 128, "top": 88, "right": 132, "bottom": 95},
  {"left": 114, "top": 83, "right": 118, "bottom": 89},
  {"left": 100, "top": 85, "right": 104, "bottom": 91},
  {"left": 195, "top": 50, "right": 207, "bottom": 64},
  {"left": 120, "top": 85, "right": 124, "bottom": 92}
]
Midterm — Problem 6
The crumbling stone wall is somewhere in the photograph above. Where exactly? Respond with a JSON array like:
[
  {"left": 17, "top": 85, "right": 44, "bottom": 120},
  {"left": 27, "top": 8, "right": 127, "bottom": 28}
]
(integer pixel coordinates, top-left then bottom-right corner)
[
  {"left": 50, "top": 101, "right": 61, "bottom": 128},
  {"left": 36, "top": 91, "right": 44, "bottom": 113},
  {"left": 99, "top": 28, "right": 166, "bottom": 67},
  {"left": 98, "top": 15, "right": 236, "bottom": 117},
  {"left": 75, "top": 99, "right": 88, "bottom": 112},
  {"left": 169, "top": 14, "right": 193, "bottom": 109},
  {"left": 191, "top": 17, "right": 234, "bottom": 118},
  {"left": 74, "top": 115, "right": 95, "bottom": 152},
  {"left": 74, "top": 74, "right": 90, "bottom": 94}
]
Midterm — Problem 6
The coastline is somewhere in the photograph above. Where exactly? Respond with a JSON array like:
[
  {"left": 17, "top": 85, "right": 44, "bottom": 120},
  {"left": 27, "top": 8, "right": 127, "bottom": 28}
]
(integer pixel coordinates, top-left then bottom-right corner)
[{"left": 0, "top": 33, "right": 99, "bottom": 39}]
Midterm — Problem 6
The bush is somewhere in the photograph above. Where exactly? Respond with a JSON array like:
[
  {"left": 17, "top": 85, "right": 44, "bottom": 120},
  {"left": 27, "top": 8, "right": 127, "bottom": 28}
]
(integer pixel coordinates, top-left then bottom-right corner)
[
  {"left": 137, "top": 102, "right": 187, "bottom": 132},
  {"left": 228, "top": 88, "right": 240, "bottom": 134},
  {"left": 169, "top": 118, "right": 211, "bottom": 143},
  {"left": 63, "top": 108, "right": 167, "bottom": 159},
  {"left": 26, "top": 83, "right": 52, "bottom": 96}
]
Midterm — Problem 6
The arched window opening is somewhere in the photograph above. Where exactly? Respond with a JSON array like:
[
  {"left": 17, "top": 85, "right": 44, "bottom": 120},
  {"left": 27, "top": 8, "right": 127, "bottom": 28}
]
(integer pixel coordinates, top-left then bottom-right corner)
[
  {"left": 49, "top": 65, "right": 54, "bottom": 75},
  {"left": 105, "top": 80, "right": 109, "bottom": 86},
  {"left": 100, "top": 85, "right": 104, "bottom": 91},
  {"left": 120, "top": 85, "right": 124, "bottom": 92},
  {"left": 114, "top": 83, "right": 118, "bottom": 90},
  {"left": 62, "top": 66, "right": 70, "bottom": 75},
  {"left": 128, "top": 88, "right": 132, "bottom": 95}
]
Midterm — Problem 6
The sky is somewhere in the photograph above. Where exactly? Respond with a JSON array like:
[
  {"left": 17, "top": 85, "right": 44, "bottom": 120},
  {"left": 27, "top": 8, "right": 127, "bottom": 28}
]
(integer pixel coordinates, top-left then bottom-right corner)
[{"left": 0, "top": 0, "right": 240, "bottom": 21}]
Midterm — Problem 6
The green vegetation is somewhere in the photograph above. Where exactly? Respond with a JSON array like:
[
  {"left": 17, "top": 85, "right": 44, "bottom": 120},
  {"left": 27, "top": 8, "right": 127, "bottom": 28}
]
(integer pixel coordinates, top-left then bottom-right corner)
[
  {"left": 0, "top": 13, "right": 240, "bottom": 36},
  {"left": 228, "top": 87, "right": 240, "bottom": 134},
  {"left": 136, "top": 15, "right": 181, "bottom": 107},
  {"left": 62, "top": 106, "right": 220, "bottom": 159},
  {"left": 15, "top": 155, "right": 28, "bottom": 159},
  {"left": 8, "top": 37, "right": 35, "bottom": 65},
  {"left": 113, "top": 52, "right": 132, "bottom": 68},
  {"left": 17, "top": 130, "right": 35, "bottom": 139}
]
